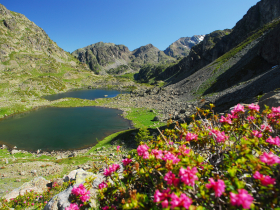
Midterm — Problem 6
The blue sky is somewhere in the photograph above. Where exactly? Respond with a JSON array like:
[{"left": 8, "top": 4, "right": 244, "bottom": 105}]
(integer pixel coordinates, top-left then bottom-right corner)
[{"left": 2, "top": 0, "right": 260, "bottom": 52}]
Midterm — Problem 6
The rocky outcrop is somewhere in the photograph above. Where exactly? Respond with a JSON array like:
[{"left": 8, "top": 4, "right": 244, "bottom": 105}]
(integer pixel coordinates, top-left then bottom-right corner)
[
  {"left": 4, "top": 177, "right": 50, "bottom": 201},
  {"left": 164, "top": 35, "right": 205, "bottom": 58},
  {"left": 72, "top": 42, "right": 174, "bottom": 74}
]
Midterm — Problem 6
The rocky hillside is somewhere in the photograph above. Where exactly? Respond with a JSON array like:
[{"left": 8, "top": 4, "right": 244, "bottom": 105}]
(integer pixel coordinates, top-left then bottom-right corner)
[
  {"left": 72, "top": 42, "right": 175, "bottom": 74},
  {"left": 0, "top": 4, "right": 97, "bottom": 118},
  {"left": 164, "top": 35, "right": 205, "bottom": 58},
  {"left": 158, "top": 0, "right": 280, "bottom": 84},
  {"left": 164, "top": 0, "right": 280, "bottom": 111},
  {"left": 133, "top": 0, "right": 280, "bottom": 113}
]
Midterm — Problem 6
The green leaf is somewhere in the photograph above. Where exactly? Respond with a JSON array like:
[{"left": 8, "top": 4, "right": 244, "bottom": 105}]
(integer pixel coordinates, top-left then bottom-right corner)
[
  {"left": 197, "top": 155, "right": 204, "bottom": 163},
  {"left": 228, "top": 167, "right": 237, "bottom": 177}
]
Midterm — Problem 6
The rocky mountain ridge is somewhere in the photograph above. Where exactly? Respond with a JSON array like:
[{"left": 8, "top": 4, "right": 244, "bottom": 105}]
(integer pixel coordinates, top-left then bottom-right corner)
[
  {"left": 72, "top": 42, "right": 175, "bottom": 74},
  {"left": 163, "top": 35, "right": 205, "bottom": 58}
]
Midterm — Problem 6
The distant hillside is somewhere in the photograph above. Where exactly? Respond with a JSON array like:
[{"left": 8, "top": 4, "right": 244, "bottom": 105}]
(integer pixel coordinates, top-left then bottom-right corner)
[
  {"left": 72, "top": 42, "right": 175, "bottom": 74},
  {"left": 0, "top": 4, "right": 94, "bottom": 117},
  {"left": 164, "top": 35, "right": 205, "bottom": 58}
]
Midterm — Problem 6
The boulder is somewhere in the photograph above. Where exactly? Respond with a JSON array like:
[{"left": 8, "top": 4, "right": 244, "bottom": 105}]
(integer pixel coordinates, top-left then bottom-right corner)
[
  {"left": 11, "top": 149, "right": 20, "bottom": 155},
  {"left": 4, "top": 177, "right": 50, "bottom": 201},
  {"left": 43, "top": 186, "right": 73, "bottom": 210},
  {"left": 152, "top": 116, "right": 160, "bottom": 121}
]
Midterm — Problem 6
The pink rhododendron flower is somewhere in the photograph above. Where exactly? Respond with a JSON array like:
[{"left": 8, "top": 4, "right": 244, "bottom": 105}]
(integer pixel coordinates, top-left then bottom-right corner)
[
  {"left": 209, "top": 129, "right": 229, "bottom": 143},
  {"left": 109, "top": 164, "right": 120, "bottom": 172},
  {"left": 272, "top": 106, "right": 280, "bottom": 113},
  {"left": 103, "top": 164, "right": 120, "bottom": 176},
  {"left": 228, "top": 113, "right": 238, "bottom": 119},
  {"left": 153, "top": 188, "right": 171, "bottom": 207},
  {"left": 71, "top": 184, "right": 90, "bottom": 203},
  {"left": 164, "top": 171, "right": 180, "bottom": 186},
  {"left": 98, "top": 181, "right": 108, "bottom": 189},
  {"left": 66, "top": 203, "right": 80, "bottom": 210},
  {"left": 103, "top": 168, "right": 112, "bottom": 177},
  {"left": 220, "top": 115, "right": 232, "bottom": 124},
  {"left": 247, "top": 116, "right": 255, "bottom": 121},
  {"left": 259, "top": 152, "right": 280, "bottom": 166},
  {"left": 122, "top": 158, "right": 132, "bottom": 166},
  {"left": 253, "top": 171, "right": 276, "bottom": 186},
  {"left": 178, "top": 145, "right": 190, "bottom": 156},
  {"left": 116, "top": 145, "right": 120, "bottom": 151},
  {"left": 231, "top": 104, "right": 245, "bottom": 115},
  {"left": 102, "top": 206, "right": 109, "bottom": 210},
  {"left": 261, "top": 124, "right": 272, "bottom": 132},
  {"left": 168, "top": 140, "right": 174, "bottom": 145},
  {"left": 137, "top": 144, "right": 150, "bottom": 159},
  {"left": 248, "top": 104, "right": 260, "bottom": 112},
  {"left": 266, "top": 136, "right": 280, "bottom": 146},
  {"left": 252, "top": 130, "right": 263, "bottom": 138},
  {"left": 205, "top": 178, "right": 225, "bottom": 197},
  {"left": 179, "top": 166, "right": 198, "bottom": 186},
  {"left": 185, "top": 132, "right": 198, "bottom": 141},
  {"left": 162, "top": 152, "right": 180, "bottom": 164},
  {"left": 151, "top": 149, "right": 163, "bottom": 159},
  {"left": 80, "top": 194, "right": 90, "bottom": 202},
  {"left": 170, "top": 193, "right": 192, "bottom": 209},
  {"left": 230, "top": 189, "right": 253, "bottom": 209}
]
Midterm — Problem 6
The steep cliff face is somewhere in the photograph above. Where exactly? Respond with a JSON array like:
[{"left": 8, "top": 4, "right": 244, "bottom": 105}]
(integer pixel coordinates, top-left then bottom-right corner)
[
  {"left": 164, "top": 35, "right": 205, "bottom": 58},
  {"left": 73, "top": 43, "right": 174, "bottom": 74}
]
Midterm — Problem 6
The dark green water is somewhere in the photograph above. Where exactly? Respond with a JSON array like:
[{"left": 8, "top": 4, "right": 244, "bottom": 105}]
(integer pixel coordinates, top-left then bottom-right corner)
[
  {"left": 43, "top": 89, "right": 127, "bottom": 101},
  {"left": 0, "top": 106, "right": 131, "bottom": 151}
]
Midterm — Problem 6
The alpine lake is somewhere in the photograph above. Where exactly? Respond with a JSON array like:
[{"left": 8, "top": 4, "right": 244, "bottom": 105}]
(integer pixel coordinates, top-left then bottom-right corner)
[{"left": 0, "top": 89, "right": 131, "bottom": 151}]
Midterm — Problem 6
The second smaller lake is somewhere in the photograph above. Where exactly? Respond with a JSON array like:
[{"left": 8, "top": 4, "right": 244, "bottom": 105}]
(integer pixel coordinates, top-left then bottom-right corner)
[{"left": 43, "top": 89, "right": 128, "bottom": 101}]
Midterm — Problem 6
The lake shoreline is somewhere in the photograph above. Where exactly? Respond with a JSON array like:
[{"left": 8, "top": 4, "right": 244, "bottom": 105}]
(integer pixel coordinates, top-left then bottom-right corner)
[{"left": 0, "top": 89, "right": 135, "bottom": 154}]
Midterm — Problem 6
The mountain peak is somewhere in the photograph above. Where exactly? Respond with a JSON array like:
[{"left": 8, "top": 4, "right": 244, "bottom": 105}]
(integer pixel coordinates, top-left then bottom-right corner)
[{"left": 164, "top": 35, "right": 205, "bottom": 58}]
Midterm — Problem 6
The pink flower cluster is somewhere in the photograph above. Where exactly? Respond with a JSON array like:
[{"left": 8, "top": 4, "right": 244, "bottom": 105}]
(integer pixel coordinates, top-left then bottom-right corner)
[
  {"left": 209, "top": 129, "right": 229, "bottom": 143},
  {"left": 162, "top": 152, "right": 180, "bottom": 164},
  {"left": 247, "top": 116, "right": 255, "bottom": 121},
  {"left": 252, "top": 130, "right": 263, "bottom": 138},
  {"left": 104, "top": 164, "right": 120, "bottom": 177},
  {"left": 231, "top": 104, "right": 245, "bottom": 115},
  {"left": 137, "top": 144, "right": 149, "bottom": 159},
  {"left": 122, "top": 158, "right": 132, "bottom": 166},
  {"left": 98, "top": 181, "right": 108, "bottom": 189},
  {"left": 267, "top": 107, "right": 280, "bottom": 120},
  {"left": 164, "top": 171, "right": 180, "bottom": 186},
  {"left": 266, "top": 136, "right": 280, "bottom": 146},
  {"left": 179, "top": 166, "right": 198, "bottom": 186},
  {"left": 205, "top": 178, "right": 225, "bottom": 197},
  {"left": 154, "top": 189, "right": 192, "bottom": 209},
  {"left": 248, "top": 103, "right": 260, "bottom": 112},
  {"left": 154, "top": 188, "right": 171, "bottom": 208},
  {"left": 253, "top": 171, "right": 275, "bottom": 186},
  {"left": 66, "top": 203, "right": 79, "bottom": 210},
  {"left": 259, "top": 152, "right": 280, "bottom": 166},
  {"left": 151, "top": 149, "right": 163, "bottom": 159},
  {"left": 261, "top": 124, "right": 272, "bottom": 132},
  {"left": 230, "top": 189, "right": 253, "bottom": 209},
  {"left": 71, "top": 184, "right": 90, "bottom": 203},
  {"left": 185, "top": 132, "right": 198, "bottom": 141},
  {"left": 178, "top": 145, "right": 190, "bottom": 156},
  {"left": 170, "top": 193, "right": 192, "bottom": 209},
  {"left": 220, "top": 115, "right": 232, "bottom": 124}
]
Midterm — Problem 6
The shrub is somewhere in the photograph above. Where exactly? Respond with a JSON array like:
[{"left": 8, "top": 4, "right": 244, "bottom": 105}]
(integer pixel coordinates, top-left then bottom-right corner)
[{"left": 98, "top": 104, "right": 280, "bottom": 209}]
